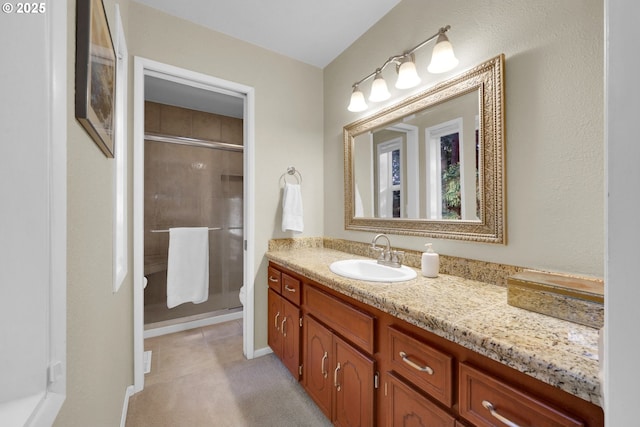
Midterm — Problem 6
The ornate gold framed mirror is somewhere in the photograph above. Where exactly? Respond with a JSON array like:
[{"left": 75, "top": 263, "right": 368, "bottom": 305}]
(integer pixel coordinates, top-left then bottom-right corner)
[{"left": 343, "top": 54, "right": 505, "bottom": 243}]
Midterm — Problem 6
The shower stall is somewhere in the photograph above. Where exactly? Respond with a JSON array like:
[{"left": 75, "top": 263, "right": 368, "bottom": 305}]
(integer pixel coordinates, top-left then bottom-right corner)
[{"left": 142, "top": 100, "right": 243, "bottom": 329}]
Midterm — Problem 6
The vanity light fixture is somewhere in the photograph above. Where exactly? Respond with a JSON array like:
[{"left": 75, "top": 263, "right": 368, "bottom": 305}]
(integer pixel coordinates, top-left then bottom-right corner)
[
  {"left": 347, "top": 85, "right": 368, "bottom": 112},
  {"left": 368, "top": 70, "right": 391, "bottom": 102},
  {"left": 347, "top": 25, "right": 459, "bottom": 112},
  {"left": 395, "top": 54, "right": 421, "bottom": 89}
]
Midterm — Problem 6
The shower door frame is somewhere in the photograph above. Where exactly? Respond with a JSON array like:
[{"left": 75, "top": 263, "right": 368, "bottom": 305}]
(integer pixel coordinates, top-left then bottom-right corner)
[{"left": 132, "top": 57, "right": 256, "bottom": 393}]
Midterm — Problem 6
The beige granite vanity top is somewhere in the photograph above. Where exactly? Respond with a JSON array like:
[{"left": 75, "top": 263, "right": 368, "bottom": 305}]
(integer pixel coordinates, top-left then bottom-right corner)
[{"left": 266, "top": 247, "right": 602, "bottom": 407}]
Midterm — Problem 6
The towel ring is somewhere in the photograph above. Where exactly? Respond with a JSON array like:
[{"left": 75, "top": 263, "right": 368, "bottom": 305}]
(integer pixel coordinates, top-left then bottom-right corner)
[{"left": 280, "top": 166, "right": 302, "bottom": 185}]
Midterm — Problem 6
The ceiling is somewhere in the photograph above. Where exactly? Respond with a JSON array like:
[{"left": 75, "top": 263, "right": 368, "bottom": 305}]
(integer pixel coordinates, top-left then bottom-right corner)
[
  {"left": 138, "top": 0, "right": 400, "bottom": 119},
  {"left": 134, "top": 0, "right": 401, "bottom": 68}
]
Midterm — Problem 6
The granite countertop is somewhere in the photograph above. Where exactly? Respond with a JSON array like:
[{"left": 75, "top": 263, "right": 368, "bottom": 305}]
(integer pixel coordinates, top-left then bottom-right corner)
[{"left": 266, "top": 247, "right": 602, "bottom": 406}]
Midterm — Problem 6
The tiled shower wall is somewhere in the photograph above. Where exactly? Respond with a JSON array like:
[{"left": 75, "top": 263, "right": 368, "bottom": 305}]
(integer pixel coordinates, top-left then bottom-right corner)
[
  {"left": 144, "top": 101, "right": 243, "bottom": 325},
  {"left": 145, "top": 101, "right": 243, "bottom": 143}
]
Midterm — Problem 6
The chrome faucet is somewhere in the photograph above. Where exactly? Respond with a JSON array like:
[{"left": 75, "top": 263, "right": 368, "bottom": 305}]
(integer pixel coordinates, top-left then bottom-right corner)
[{"left": 370, "top": 234, "right": 404, "bottom": 268}]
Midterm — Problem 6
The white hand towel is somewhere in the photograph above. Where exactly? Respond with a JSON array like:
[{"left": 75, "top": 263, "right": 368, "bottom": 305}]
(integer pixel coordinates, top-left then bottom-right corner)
[
  {"left": 282, "top": 182, "right": 304, "bottom": 233},
  {"left": 166, "top": 227, "right": 209, "bottom": 308}
]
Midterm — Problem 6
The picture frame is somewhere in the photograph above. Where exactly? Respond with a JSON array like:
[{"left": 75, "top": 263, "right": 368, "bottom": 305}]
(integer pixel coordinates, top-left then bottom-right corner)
[{"left": 75, "top": 0, "right": 116, "bottom": 158}]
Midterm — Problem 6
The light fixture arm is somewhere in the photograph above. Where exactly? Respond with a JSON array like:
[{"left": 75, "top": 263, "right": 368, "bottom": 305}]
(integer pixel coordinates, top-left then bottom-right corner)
[{"left": 350, "top": 25, "right": 452, "bottom": 90}]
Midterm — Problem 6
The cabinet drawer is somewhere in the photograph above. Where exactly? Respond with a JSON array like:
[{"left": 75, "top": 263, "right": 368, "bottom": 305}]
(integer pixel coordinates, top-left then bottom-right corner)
[
  {"left": 386, "top": 372, "right": 456, "bottom": 427},
  {"left": 281, "top": 273, "right": 301, "bottom": 305},
  {"left": 304, "top": 285, "right": 375, "bottom": 354},
  {"left": 267, "top": 266, "right": 281, "bottom": 293},
  {"left": 388, "top": 326, "right": 453, "bottom": 407},
  {"left": 459, "top": 363, "right": 584, "bottom": 427}
]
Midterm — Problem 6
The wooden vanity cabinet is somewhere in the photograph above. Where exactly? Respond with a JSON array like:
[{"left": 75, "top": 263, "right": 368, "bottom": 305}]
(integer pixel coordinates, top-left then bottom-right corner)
[
  {"left": 303, "top": 284, "right": 376, "bottom": 427},
  {"left": 267, "top": 268, "right": 301, "bottom": 380},
  {"left": 267, "top": 261, "right": 604, "bottom": 427}
]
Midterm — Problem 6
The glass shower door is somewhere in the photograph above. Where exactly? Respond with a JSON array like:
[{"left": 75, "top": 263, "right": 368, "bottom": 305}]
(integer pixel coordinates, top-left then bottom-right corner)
[{"left": 143, "top": 139, "right": 243, "bottom": 326}]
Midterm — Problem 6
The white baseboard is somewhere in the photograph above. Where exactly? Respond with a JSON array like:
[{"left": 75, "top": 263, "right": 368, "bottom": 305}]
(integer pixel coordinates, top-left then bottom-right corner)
[
  {"left": 144, "top": 311, "right": 243, "bottom": 339},
  {"left": 252, "top": 346, "right": 273, "bottom": 358},
  {"left": 120, "top": 385, "right": 135, "bottom": 427}
]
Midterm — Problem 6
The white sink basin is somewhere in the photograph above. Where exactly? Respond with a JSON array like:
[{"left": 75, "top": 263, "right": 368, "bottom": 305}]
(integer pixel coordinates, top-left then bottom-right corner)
[{"left": 329, "top": 259, "right": 417, "bottom": 282}]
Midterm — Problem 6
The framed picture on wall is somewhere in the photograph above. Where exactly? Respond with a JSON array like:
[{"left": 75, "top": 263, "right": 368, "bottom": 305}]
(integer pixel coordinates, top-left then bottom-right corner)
[{"left": 75, "top": 0, "right": 116, "bottom": 158}]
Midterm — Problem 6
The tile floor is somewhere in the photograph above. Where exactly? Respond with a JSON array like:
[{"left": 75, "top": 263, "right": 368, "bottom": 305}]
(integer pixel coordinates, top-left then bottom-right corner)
[{"left": 126, "top": 319, "right": 332, "bottom": 427}]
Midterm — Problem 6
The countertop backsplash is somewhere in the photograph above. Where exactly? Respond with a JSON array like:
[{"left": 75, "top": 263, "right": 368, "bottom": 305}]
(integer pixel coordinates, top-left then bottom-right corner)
[{"left": 269, "top": 237, "right": 603, "bottom": 287}]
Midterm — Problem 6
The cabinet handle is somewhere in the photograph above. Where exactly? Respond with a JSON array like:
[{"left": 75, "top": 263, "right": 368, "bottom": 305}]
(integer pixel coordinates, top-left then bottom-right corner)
[
  {"left": 399, "top": 351, "right": 434, "bottom": 375},
  {"left": 269, "top": 276, "right": 278, "bottom": 282},
  {"left": 281, "top": 317, "right": 287, "bottom": 337},
  {"left": 274, "top": 312, "right": 280, "bottom": 331},
  {"left": 334, "top": 362, "right": 341, "bottom": 391},
  {"left": 284, "top": 284, "right": 296, "bottom": 293},
  {"left": 321, "top": 351, "right": 328, "bottom": 379},
  {"left": 482, "top": 400, "right": 521, "bottom": 427}
]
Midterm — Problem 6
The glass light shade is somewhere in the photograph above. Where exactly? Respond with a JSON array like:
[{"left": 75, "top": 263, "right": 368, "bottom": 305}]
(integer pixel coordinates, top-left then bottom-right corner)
[
  {"left": 369, "top": 73, "right": 391, "bottom": 102},
  {"left": 427, "top": 33, "right": 459, "bottom": 73},
  {"left": 348, "top": 88, "right": 368, "bottom": 112},
  {"left": 395, "top": 58, "right": 421, "bottom": 89}
]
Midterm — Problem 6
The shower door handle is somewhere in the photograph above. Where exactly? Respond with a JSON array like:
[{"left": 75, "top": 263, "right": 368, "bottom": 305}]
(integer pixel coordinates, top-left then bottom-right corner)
[{"left": 274, "top": 312, "right": 280, "bottom": 331}]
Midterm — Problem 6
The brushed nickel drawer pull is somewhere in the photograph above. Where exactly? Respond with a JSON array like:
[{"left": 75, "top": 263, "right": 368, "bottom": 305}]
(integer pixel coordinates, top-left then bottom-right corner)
[
  {"left": 321, "top": 351, "right": 328, "bottom": 378},
  {"left": 482, "top": 400, "right": 521, "bottom": 427},
  {"left": 274, "top": 312, "right": 280, "bottom": 330},
  {"left": 399, "top": 351, "right": 434, "bottom": 375},
  {"left": 284, "top": 284, "right": 297, "bottom": 293},
  {"left": 334, "top": 362, "right": 341, "bottom": 391},
  {"left": 269, "top": 276, "right": 278, "bottom": 282}
]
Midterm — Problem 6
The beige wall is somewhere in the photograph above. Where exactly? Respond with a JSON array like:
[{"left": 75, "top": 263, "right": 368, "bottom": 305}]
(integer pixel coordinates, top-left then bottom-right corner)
[
  {"left": 55, "top": 1, "right": 134, "bottom": 426},
  {"left": 324, "top": 0, "right": 604, "bottom": 277},
  {"left": 58, "top": 1, "right": 324, "bottom": 424}
]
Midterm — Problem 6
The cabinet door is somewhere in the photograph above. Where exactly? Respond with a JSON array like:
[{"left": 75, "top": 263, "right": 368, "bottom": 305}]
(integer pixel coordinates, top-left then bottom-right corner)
[
  {"left": 386, "top": 372, "right": 456, "bottom": 427},
  {"left": 303, "top": 315, "right": 333, "bottom": 418},
  {"left": 281, "top": 297, "right": 301, "bottom": 380},
  {"left": 333, "top": 335, "right": 375, "bottom": 427},
  {"left": 267, "top": 289, "right": 283, "bottom": 359}
]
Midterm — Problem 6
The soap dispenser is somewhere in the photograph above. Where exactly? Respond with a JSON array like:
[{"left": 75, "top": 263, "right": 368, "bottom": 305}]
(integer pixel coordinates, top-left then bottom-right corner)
[{"left": 421, "top": 243, "right": 439, "bottom": 278}]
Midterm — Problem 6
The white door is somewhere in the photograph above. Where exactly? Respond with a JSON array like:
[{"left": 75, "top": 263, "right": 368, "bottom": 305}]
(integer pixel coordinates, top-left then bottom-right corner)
[{"left": 0, "top": 2, "right": 66, "bottom": 426}]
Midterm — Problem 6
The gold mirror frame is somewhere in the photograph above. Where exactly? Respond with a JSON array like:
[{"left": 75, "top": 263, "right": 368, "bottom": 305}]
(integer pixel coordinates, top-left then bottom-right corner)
[{"left": 343, "top": 54, "right": 505, "bottom": 243}]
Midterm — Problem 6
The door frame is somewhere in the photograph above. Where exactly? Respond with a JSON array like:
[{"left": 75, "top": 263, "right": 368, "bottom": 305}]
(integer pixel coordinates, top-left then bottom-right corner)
[{"left": 132, "top": 57, "right": 256, "bottom": 392}]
